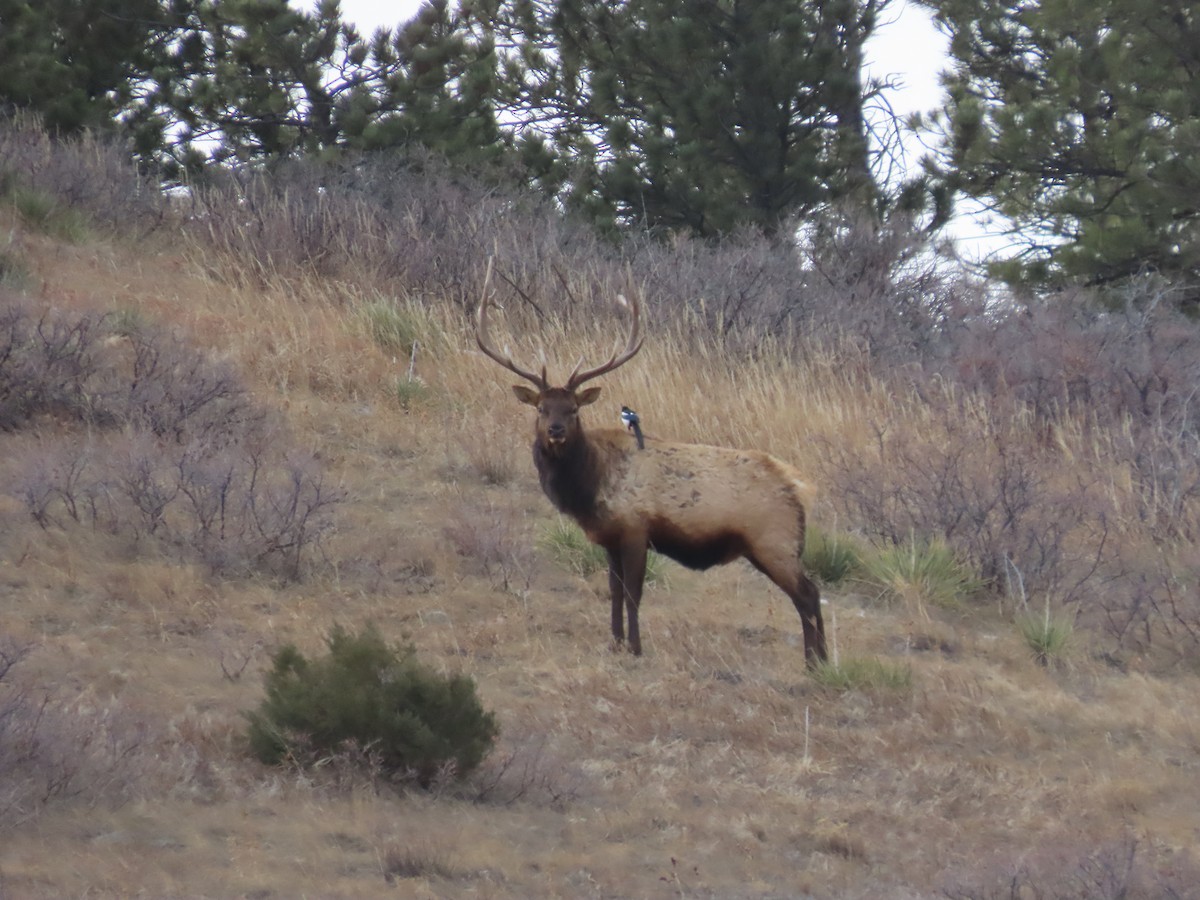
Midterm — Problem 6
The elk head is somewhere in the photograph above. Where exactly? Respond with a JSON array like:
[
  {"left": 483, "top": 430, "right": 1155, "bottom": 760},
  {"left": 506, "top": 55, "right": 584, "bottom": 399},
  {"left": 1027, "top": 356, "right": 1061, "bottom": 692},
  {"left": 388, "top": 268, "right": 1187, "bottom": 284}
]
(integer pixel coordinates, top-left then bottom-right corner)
[{"left": 476, "top": 291, "right": 643, "bottom": 456}]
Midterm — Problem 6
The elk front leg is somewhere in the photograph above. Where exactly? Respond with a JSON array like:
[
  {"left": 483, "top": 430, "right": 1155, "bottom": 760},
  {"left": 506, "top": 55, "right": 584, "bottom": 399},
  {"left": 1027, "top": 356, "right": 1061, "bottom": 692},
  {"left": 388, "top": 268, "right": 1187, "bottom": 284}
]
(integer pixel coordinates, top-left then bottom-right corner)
[
  {"left": 606, "top": 540, "right": 649, "bottom": 655},
  {"left": 606, "top": 547, "right": 626, "bottom": 647}
]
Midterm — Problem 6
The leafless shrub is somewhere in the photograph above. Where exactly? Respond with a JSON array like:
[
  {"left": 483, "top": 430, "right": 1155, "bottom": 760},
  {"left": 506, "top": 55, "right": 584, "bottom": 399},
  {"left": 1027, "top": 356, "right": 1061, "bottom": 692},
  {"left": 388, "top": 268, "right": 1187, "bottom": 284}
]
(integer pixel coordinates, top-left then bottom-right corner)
[
  {"left": 117, "top": 324, "right": 266, "bottom": 445},
  {"left": 443, "top": 501, "right": 536, "bottom": 593},
  {"left": 948, "top": 282, "right": 1200, "bottom": 433},
  {"left": 796, "top": 209, "right": 986, "bottom": 362},
  {"left": 381, "top": 841, "right": 464, "bottom": 884},
  {"left": 189, "top": 152, "right": 603, "bottom": 316},
  {"left": 940, "top": 834, "right": 1200, "bottom": 900},
  {"left": 1089, "top": 542, "right": 1200, "bottom": 658},
  {"left": 820, "top": 396, "right": 1111, "bottom": 603},
  {"left": 1, "top": 293, "right": 342, "bottom": 580},
  {"left": 944, "top": 285, "right": 1200, "bottom": 539},
  {"left": 0, "top": 115, "right": 164, "bottom": 233},
  {"left": 217, "top": 639, "right": 265, "bottom": 682},
  {"left": 0, "top": 638, "right": 206, "bottom": 826},
  {"left": 14, "top": 432, "right": 341, "bottom": 580},
  {"left": 0, "top": 292, "right": 108, "bottom": 429},
  {"left": 468, "top": 733, "right": 585, "bottom": 810}
]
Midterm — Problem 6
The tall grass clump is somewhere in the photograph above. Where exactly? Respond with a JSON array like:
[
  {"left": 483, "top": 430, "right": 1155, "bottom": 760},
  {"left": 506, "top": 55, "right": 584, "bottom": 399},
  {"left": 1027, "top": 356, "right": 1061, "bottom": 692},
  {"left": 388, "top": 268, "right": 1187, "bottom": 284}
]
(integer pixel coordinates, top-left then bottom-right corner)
[
  {"left": 810, "top": 656, "right": 912, "bottom": 691},
  {"left": 539, "top": 518, "right": 608, "bottom": 576},
  {"left": 7, "top": 184, "right": 90, "bottom": 241},
  {"left": 358, "top": 298, "right": 443, "bottom": 358},
  {"left": 245, "top": 624, "right": 498, "bottom": 786},
  {"left": 0, "top": 236, "right": 31, "bottom": 291}
]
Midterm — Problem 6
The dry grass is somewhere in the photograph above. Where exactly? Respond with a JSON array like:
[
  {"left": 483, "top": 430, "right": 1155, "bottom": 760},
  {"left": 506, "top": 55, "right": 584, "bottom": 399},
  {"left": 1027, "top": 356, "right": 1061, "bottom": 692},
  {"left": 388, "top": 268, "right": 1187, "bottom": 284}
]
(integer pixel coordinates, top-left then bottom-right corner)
[{"left": 1, "top": 212, "right": 1199, "bottom": 900}]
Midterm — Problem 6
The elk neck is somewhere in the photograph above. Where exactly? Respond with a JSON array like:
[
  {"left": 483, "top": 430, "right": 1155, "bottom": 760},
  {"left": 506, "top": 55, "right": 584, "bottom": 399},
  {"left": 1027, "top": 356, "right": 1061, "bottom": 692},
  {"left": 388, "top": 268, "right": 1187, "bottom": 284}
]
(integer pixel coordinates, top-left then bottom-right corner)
[{"left": 532, "top": 426, "right": 609, "bottom": 524}]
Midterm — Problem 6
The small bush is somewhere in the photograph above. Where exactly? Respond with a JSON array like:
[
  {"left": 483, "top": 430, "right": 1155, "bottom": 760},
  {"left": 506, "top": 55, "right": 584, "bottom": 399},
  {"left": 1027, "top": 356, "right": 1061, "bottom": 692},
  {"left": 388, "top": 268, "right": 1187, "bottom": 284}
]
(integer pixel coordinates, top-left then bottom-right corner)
[
  {"left": 0, "top": 635, "right": 200, "bottom": 825},
  {"left": 245, "top": 624, "right": 499, "bottom": 786},
  {"left": 803, "top": 525, "right": 864, "bottom": 586}
]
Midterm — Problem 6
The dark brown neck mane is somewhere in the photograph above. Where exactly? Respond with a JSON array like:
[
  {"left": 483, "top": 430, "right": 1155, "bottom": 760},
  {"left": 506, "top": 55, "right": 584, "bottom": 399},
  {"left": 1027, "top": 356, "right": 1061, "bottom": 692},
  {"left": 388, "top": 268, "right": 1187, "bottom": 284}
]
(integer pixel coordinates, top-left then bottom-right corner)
[{"left": 532, "top": 431, "right": 604, "bottom": 523}]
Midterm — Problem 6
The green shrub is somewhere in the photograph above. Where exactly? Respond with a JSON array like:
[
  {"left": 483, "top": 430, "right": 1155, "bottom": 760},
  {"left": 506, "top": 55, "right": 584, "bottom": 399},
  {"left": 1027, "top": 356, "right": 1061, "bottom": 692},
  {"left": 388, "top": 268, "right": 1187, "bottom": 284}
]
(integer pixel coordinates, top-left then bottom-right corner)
[
  {"left": 245, "top": 624, "right": 498, "bottom": 785},
  {"left": 803, "top": 525, "right": 864, "bottom": 586}
]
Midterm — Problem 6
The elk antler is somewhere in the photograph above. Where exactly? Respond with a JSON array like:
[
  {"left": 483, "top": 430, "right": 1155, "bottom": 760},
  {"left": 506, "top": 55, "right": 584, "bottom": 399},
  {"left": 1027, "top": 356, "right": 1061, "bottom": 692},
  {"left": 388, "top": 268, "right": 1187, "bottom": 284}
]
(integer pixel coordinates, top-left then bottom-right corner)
[
  {"left": 477, "top": 282, "right": 549, "bottom": 390},
  {"left": 565, "top": 294, "right": 644, "bottom": 390}
]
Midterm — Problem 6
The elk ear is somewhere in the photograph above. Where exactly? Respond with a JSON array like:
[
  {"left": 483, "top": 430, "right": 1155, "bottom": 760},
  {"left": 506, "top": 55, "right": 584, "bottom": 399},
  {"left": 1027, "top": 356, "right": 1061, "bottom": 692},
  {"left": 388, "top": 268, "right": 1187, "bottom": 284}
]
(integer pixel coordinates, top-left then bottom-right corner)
[
  {"left": 575, "top": 386, "right": 602, "bottom": 407},
  {"left": 512, "top": 385, "right": 540, "bottom": 406}
]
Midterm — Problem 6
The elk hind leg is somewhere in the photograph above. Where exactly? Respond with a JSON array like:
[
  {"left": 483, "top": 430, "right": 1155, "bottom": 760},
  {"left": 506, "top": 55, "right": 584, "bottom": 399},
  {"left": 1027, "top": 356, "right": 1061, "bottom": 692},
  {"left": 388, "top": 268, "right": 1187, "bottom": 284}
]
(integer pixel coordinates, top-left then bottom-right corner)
[
  {"left": 749, "top": 554, "right": 827, "bottom": 667},
  {"left": 792, "top": 572, "right": 827, "bottom": 666}
]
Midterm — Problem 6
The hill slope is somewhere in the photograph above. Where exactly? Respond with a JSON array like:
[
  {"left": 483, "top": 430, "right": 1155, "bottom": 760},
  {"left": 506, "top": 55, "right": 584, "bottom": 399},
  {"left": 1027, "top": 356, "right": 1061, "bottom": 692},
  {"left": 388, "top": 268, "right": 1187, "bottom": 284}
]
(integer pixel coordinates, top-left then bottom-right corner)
[{"left": 0, "top": 206, "right": 1198, "bottom": 899}]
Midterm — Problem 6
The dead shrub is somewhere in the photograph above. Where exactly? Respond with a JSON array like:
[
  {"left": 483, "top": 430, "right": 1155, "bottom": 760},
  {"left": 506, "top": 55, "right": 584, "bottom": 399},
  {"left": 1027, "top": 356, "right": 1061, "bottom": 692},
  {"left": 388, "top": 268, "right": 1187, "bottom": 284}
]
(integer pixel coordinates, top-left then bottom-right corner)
[
  {"left": 0, "top": 116, "right": 164, "bottom": 234},
  {"left": 1, "top": 293, "right": 342, "bottom": 580},
  {"left": 939, "top": 833, "right": 1200, "bottom": 900},
  {"left": 0, "top": 636, "right": 206, "bottom": 826},
  {"left": 443, "top": 500, "right": 536, "bottom": 593},
  {"left": 1089, "top": 542, "right": 1200, "bottom": 660},
  {"left": 820, "top": 395, "right": 1110, "bottom": 602},
  {"left": 468, "top": 732, "right": 586, "bottom": 809},
  {"left": 943, "top": 285, "right": 1200, "bottom": 544},
  {"left": 0, "top": 292, "right": 108, "bottom": 429}
]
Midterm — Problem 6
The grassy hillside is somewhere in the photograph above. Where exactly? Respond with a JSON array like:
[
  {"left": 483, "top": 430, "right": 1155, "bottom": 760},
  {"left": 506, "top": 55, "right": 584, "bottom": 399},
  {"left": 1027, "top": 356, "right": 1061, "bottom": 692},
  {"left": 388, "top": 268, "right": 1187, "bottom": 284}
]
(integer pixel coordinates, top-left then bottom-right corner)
[{"left": 1, "top": 126, "right": 1198, "bottom": 898}]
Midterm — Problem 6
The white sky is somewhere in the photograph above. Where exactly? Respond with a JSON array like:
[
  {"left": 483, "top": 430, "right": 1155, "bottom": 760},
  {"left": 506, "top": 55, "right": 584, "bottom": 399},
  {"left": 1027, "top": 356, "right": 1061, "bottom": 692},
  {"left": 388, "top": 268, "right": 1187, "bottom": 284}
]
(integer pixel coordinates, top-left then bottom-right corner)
[{"left": 329, "top": 0, "right": 1007, "bottom": 261}]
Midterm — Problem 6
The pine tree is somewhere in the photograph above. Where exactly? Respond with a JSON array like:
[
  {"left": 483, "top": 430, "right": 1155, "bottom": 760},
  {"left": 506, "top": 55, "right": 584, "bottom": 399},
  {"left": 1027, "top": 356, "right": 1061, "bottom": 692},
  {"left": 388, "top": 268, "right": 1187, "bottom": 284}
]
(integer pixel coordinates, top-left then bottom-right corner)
[
  {"left": 468, "top": 0, "right": 892, "bottom": 237},
  {"left": 130, "top": 0, "right": 508, "bottom": 176},
  {"left": 0, "top": 0, "right": 162, "bottom": 134},
  {"left": 921, "top": 0, "right": 1200, "bottom": 309}
]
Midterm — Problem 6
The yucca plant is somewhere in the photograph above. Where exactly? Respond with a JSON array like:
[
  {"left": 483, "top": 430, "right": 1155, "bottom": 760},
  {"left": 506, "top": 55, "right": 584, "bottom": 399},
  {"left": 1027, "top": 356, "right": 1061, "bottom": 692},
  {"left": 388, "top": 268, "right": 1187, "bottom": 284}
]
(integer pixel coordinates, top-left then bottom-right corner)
[
  {"left": 803, "top": 525, "right": 864, "bottom": 586},
  {"left": 862, "top": 534, "right": 984, "bottom": 614},
  {"left": 1016, "top": 603, "right": 1074, "bottom": 666}
]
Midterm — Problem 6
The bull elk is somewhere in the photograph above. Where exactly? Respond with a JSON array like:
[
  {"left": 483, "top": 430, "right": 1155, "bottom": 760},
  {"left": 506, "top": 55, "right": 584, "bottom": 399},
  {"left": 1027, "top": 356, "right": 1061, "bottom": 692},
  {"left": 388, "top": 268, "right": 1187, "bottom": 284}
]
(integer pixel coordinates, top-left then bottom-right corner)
[{"left": 476, "top": 290, "right": 827, "bottom": 665}]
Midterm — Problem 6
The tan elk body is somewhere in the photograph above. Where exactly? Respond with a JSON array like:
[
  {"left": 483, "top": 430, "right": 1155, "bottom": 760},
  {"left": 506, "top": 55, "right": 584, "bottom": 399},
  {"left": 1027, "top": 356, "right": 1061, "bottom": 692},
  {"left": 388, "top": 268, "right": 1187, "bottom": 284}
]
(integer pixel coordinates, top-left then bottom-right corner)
[{"left": 478, "top": 292, "right": 827, "bottom": 664}]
